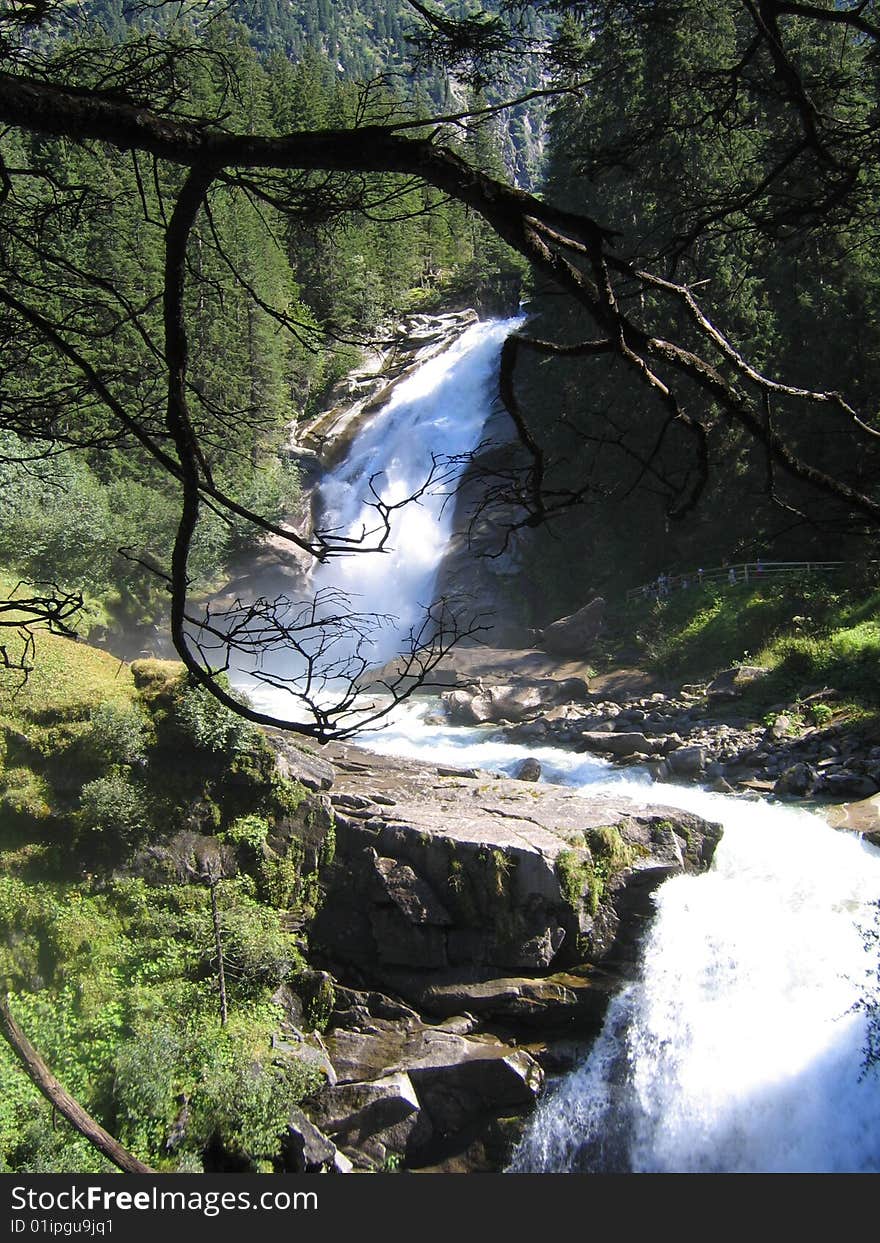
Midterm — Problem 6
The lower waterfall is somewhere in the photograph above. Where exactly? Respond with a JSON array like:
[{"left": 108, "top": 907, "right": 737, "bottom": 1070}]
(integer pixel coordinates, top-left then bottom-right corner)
[{"left": 358, "top": 706, "right": 880, "bottom": 1174}]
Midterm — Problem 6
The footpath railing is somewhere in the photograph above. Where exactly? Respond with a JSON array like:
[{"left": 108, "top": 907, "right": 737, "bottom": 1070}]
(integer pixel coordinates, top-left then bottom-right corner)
[{"left": 626, "top": 560, "right": 846, "bottom": 602}]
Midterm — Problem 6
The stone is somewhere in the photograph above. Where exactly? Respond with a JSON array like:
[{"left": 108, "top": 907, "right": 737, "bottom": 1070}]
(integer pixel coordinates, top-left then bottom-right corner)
[
  {"left": 407, "top": 1046, "right": 542, "bottom": 1137},
  {"left": 538, "top": 598, "right": 605, "bottom": 658},
  {"left": 440, "top": 684, "right": 545, "bottom": 726},
  {"left": 512, "top": 757, "right": 542, "bottom": 782},
  {"left": 817, "top": 771, "right": 879, "bottom": 800},
  {"left": 441, "top": 689, "right": 491, "bottom": 725},
  {"left": 706, "top": 665, "right": 769, "bottom": 700},
  {"left": 577, "top": 731, "right": 660, "bottom": 757},
  {"left": 773, "top": 762, "right": 817, "bottom": 798},
  {"left": 272, "top": 1033, "right": 337, "bottom": 1086},
  {"left": 371, "top": 854, "right": 452, "bottom": 926},
  {"left": 708, "top": 777, "right": 735, "bottom": 794},
  {"left": 667, "top": 745, "right": 706, "bottom": 777},
  {"left": 308, "top": 1071, "right": 430, "bottom": 1167},
  {"left": 270, "top": 739, "right": 336, "bottom": 791},
  {"left": 396, "top": 969, "right": 619, "bottom": 1029},
  {"left": 283, "top": 1106, "right": 348, "bottom": 1173},
  {"left": 825, "top": 793, "right": 880, "bottom": 845},
  {"left": 507, "top": 719, "right": 548, "bottom": 742}
]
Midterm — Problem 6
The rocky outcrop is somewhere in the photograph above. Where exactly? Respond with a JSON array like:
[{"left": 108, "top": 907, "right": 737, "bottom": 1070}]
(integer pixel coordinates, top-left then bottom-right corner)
[
  {"left": 298, "top": 985, "right": 545, "bottom": 1172},
  {"left": 537, "top": 598, "right": 606, "bottom": 659},
  {"left": 272, "top": 738, "right": 720, "bottom": 1173},
  {"left": 270, "top": 735, "right": 336, "bottom": 792},
  {"left": 311, "top": 742, "right": 721, "bottom": 984}
]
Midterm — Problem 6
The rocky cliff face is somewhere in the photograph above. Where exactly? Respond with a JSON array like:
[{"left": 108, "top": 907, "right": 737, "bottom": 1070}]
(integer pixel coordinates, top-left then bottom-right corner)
[{"left": 311, "top": 742, "right": 720, "bottom": 983}]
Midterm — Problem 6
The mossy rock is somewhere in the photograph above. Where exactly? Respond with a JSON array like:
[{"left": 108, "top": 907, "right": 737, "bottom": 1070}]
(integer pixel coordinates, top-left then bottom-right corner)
[{"left": 130, "top": 658, "right": 185, "bottom": 705}]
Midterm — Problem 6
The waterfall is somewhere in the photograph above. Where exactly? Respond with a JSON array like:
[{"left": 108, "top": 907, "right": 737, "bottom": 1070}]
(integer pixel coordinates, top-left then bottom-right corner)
[
  {"left": 358, "top": 705, "right": 880, "bottom": 1174},
  {"left": 232, "top": 309, "right": 880, "bottom": 1172},
  {"left": 235, "top": 316, "right": 521, "bottom": 714},
  {"left": 307, "top": 316, "right": 521, "bottom": 664}
]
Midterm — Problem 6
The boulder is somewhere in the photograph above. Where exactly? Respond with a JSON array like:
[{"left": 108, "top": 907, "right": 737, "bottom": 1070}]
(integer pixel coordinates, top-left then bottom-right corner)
[
  {"left": 706, "top": 665, "right": 769, "bottom": 701},
  {"left": 323, "top": 1013, "right": 543, "bottom": 1137},
  {"left": 384, "top": 969, "right": 619, "bottom": 1030},
  {"left": 538, "top": 598, "right": 605, "bottom": 658},
  {"left": 370, "top": 854, "right": 452, "bottom": 926},
  {"left": 308, "top": 1071, "right": 430, "bottom": 1169},
  {"left": 817, "top": 771, "right": 879, "bottom": 800},
  {"left": 667, "top": 745, "right": 706, "bottom": 777},
  {"left": 577, "top": 730, "right": 660, "bottom": 757},
  {"left": 773, "top": 762, "right": 817, "bottom": 798},
  {"left": 440, "top": 684, "right": 545, "bottom": 726},
  {"left": 512, "top": 757, "right": 542, "bottom": 782},
  {"left": 283, "top": 1107, "right": 351, "bottom": 1174}
]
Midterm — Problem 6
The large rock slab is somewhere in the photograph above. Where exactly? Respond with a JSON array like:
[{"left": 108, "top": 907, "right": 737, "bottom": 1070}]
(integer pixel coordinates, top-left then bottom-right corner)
[
  {"left": 311, "top": 742, "right": 722, "bottom": 976},
  {"left": 307, "top": 1071, "right": 430, "bottom": 1169},
  {"left": 825, "top": 793, "right": 880, "bottom": 847},
  {"left": 374, "top": 967, "right": 619, "bottom": 1031},
  {"left": 306, "top": 984, "right": 547, "bottom": 1170}
]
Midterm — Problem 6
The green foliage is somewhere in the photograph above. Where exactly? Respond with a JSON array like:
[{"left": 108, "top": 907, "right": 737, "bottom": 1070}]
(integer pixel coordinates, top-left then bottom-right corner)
[
  {"left": 557, "top": 828, "right": 634, "bottom": 921},
  {"left": 0, "top": 873, "right": 316, "bottom": 1171},
  {"left": 223, "top": 814, "right": 270, "bottom": 857},
  {"left": 114, "top": 1014, "right": 320, "bottom": 1168},
  {"left": 514, "top": 2, "right": 880, "bottom": 615},
  {"left": 76, "top": 770, "right": 153, "bottom": 853},
  {"left": 81, "top": 702, "right": 151, "bottom": 769},
  {"left": 172, "top": 681, "right": 259, "bottom": 756},
  {"left": 555, "top": 848, "right": 592, "bottom": 912}
]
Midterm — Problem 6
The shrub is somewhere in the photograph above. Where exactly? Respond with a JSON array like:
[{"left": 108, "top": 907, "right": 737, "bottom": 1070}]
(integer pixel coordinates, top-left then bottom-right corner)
[
  {"left": 82, "top": 703, "right": 151, "bottom": 769},
  {"left": 77, "top": 770, "right": 152, "bottom": 851},
  {"left": 172, "top": 682, "right": 258, "bottom": 756}
]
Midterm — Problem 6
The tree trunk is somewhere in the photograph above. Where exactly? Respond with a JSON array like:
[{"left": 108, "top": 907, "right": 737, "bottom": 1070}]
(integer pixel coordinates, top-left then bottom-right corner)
[
  {"left": 0, "top": 996, "right": 154, "bottom": 1174},
  {"left": 209, "top": 882, "right": 228, "bottom": 1026}
]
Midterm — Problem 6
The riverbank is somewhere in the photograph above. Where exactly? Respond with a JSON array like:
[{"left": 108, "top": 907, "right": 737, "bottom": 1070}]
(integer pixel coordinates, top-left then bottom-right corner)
[{"left": 426, "top": 649, "right": 880, "bottom": 845}]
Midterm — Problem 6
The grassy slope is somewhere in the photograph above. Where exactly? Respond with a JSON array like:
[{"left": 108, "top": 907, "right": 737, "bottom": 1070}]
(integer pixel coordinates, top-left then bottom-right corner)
[
  {"left": 598, "top": 573, "right": 880, "bottom": 723},
  {"left": 0, "top": 625, "right": 322, "bottom": 1173}
]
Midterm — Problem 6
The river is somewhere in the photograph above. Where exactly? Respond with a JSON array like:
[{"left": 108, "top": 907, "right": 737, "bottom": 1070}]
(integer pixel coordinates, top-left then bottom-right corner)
[{"left": 234, "top": 314, "right": 880, "bottom": 1173}]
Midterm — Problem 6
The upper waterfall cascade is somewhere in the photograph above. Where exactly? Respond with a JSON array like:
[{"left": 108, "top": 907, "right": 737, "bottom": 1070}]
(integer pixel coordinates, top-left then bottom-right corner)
[
  {"left": 236, "top": 315, "right": 522, "bottom": 713},
  {"left": 308, "top": 315, "right": 522, "bottom": 665}
]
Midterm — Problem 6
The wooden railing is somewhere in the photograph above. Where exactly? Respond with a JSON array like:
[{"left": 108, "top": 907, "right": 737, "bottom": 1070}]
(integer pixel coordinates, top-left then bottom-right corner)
[{"left": 626, "top": 560, "right": 846, "bottom": 601}]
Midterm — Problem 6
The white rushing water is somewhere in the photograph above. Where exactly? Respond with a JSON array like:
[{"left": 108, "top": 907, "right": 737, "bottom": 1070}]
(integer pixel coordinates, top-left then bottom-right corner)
[
  {"left": 310, "top": 316, "right": 522, "bottom": 663},
  {"left": 359, "top": 702, "right": 880, "bottom": 1174}
]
